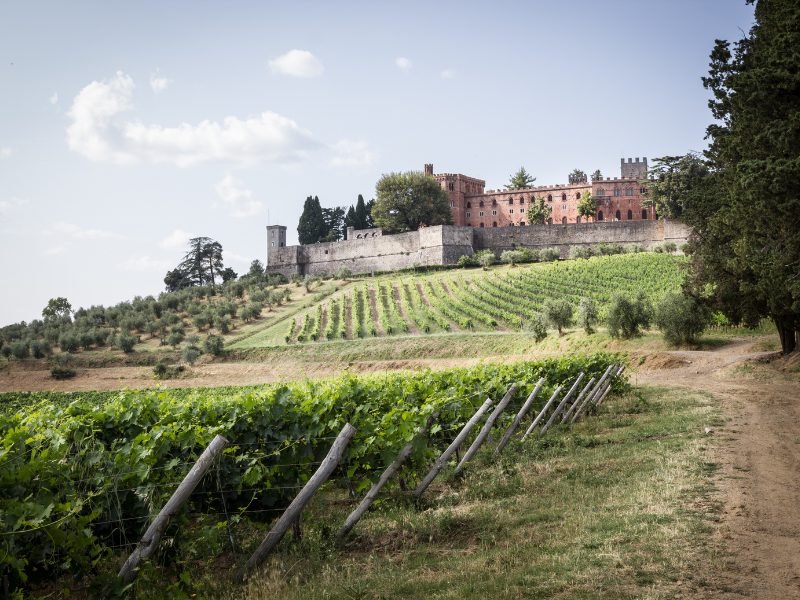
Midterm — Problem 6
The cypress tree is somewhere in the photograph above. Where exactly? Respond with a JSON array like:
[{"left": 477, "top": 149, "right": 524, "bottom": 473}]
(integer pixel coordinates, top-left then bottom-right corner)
[{"left": 297, "top": 195, "right": 326, "bottom": 244}]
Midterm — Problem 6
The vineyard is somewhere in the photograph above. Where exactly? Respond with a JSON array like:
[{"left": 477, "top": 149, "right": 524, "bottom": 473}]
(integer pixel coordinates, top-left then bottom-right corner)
[
  {"left": 0, "top": 354, "right": 623, "bottom": 594},
  {"left": 236, "top": 253, "right": 686, "bottom": 348}
]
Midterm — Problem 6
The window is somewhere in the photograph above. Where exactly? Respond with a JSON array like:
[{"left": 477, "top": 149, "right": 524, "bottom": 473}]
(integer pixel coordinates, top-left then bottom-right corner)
[
  {"left": 479, "top": 211, "right": 484, "bottom": 217},
  {"left": 576, "top": 216, "right": 581, "bottom": 224},
  {"left": 547, "top": 194, "right": 553, "bottom": 202},
  {"left": 520, "top": 221, "right": 525, "bottom": 226},
  {"left": 466, "top": 222, "right": 471, "bottom": 227},
  {"left": 492, "top": 198, "right": 497, "bottom": 206},
  {"left": 627, "top": 209, "right": 633, "bottom": 220},
  {"left": 615, "top": 210, "right": 621, "bottom": 220},
  {"left": 642, "top": 209, "right": 648, "bottom": 220},
  {"left": 547, "top": 217, "right": 553, "bottom": 224},
  {"left": 448, "top": 182, "right": 455, "bottom": 191},
  {"left": 614, "top": 188, "right": 621, "bottom": 197},
  {"left": 479, "top": 200, "right": 484, "bottom": 207},
  {"left": 597, "top": 188, "right": 605, "bottom": 197},
  {"left": 575, "top": 192, "right": 581, "bottom": 199},
  {"left": 561, "top": 193, "right": 567, "bottom": 201},
  {"left": 492, "top": 221, "right": 497, "bottom": 227},
  {"left": 492, "top": 210, "right": 497, "bottom": 215},
  {"left": 598, "top": 210, "right": 604, "bottom": 221},
  {"left": 466, "top": 211, "right": 471, "bottom": 217},
  {"left": 562, "top": 216, "right": 567, "bottom": 224},
  {"left": 466, "top": 201, "right": 472, "bottom": 208},
  {"left": 480, "top": 222, "right": 484, "bottom": 228},
  {"left": 562, "top": 204, "right": 567, "bottom": 211},
  {"left": 640, "top": 186, "right": 647, "bottom": 194},
  {"left": 624, "top": 188, "right": 633, "bottom": 196},
  {"left": 509, "top": 208, "right": 514, "bottom": 214},
  {"left": 271, "top": 241, "right": 275, "bottom": 247},
  {"left": 450, "top": 201, "right": 454, "bottom": 208},
  {"left": 508, "top": 198, "right": 513, "bottom": 205}
]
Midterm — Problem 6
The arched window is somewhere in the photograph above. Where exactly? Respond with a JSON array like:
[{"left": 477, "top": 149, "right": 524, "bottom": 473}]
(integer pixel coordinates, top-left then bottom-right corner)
[
  {"left": 561, "top": 193, "right": 567, "bottom": 201},
  {"left": 520, "top": 221, "right": 525, "bottom": 226},
  {"left": 642, "top": 209, "right": 648, "bottom": 220},
  {"left": 508, "top": 198, "right": 513, "bottom": 205},
  {"left": 615, "top": 210, "right": 621, "bottom": 220},
  {"left": 492, "top": 221, "right": 497, "bottom": 227},
  {"left": 597, "top": 188, "right": 605, "bottom": 197},
  {"left": 479, "top": 222, "right": 484, "bottom": 228},
  {"left": 598, "top": 211, "right": 604, "bottom": 221},
  {"left": 547, "top": 217, "right": 553, "bottom": 225},
  {"left": 479, "top": 200, "right": 484, "bottom": 207},
  {"left": 466, "top": 201, "right": 471, "bottom": 208},
  {"left": 575, "top": 192, "right": 581, "bottom": 199},
  {"left": 547, "top": 194, "right": 552, "bottom": 202},
  {"left": 562, "top": 216, "right": 567, "bottom": 225},
  {"left": 627, "top": 209, "right": 633, "bottom": 220},
  {"left": 614, "top": 188, "right": 621, "bottom": 197},
  {"left": 466, "top": 222, "right": 471, "bottom": 227},
  {"left": 492, "top": 198, "right": 497, "bottom": 206}
]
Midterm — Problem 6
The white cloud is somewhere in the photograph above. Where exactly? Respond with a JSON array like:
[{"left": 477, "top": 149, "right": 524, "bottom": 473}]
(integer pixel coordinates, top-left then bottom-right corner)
[
  {"left": 215, "top": 173, "right": 264, "bottom": 217},
  {"left": 268, "top": 49, "right": 324, "bottom": 78},
  {"left": 46, "top": 221, "right": 123, "bottom": 240},
  {"left": 49, "top": 92, "right": 58, "bottom": 105},
  {"left": 330, "top": 139, "right": 374, "bottom": 168},
  {"left": 440, "top": 68, "right": 457, "bottom": 79},
  {"left": 0, "top": 197, "right": 28, "bottom": 216},
  {"left": 0, "top": 147, "right": 10, "bottom": 159},
  {"left": 159, "top": 228, "right": 194, "bottom": 250},
  {"left": 67, "top": 71, "right": 320, "bottom": 167},
  {"left": 119, "top": 255, "right": 171, "bottom": 272},
  {"left": 395, "top": 57, "right": 412, "bottom": 71},
  {"left": 149, "top": 70, "right": 171, "bottom": 94}
]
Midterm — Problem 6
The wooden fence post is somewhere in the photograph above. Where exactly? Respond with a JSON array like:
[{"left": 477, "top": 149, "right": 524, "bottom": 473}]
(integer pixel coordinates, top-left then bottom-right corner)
[
  {"left": 561, "top": 376, "right": 595, "bottom": 423},
  {"left": 596, "top": 365, "right": 624, "bottom": 407},
  {"left": 570, "top": 364, "right": 615, "bottom": 424},
  {"left": 336, "top": 412, "right": 439, "bottom": 540},
  {"left": 521, "top": 385, "right": 563, "bottom": 441},
  {"left": 413, "top": 398, "right": 493, "bottom": 500},
  {"left": 119, "top": 434, "right": 229, "bottom": 584},
  {"left": 454, "top": 384, "right": 517, "bottom": 475},
  {"left": 495, "top": 378, "right": 545, "bottom": 455},
  {"left": 242, "top": 423, "right": 356, "bottom": 578},
  {"left": 539, "top": 373, "right": 584, "bottom": 437}
]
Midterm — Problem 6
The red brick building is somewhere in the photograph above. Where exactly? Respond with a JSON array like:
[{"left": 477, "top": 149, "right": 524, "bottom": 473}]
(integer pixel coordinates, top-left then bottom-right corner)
[{"left": 429, "top": 158, "right": 652, "bottom": 228}]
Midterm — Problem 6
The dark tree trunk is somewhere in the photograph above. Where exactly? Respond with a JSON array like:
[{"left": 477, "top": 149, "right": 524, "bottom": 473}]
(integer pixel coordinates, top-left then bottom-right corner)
[{"left": 774, "top": 318, "right": 797, "bottom": 355}]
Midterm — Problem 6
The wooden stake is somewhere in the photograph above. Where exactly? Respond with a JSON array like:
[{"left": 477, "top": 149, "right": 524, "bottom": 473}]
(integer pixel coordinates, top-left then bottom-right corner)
[
  {"left": 521, "top": 385, "right": 563, "bottom": 441},
  {"left": 561, "top": 376, "right": 595, "bottom": 423},
  {"left": 119, "top": 434, "right": 229, "bottom": 584},
  {"left": 539, "top": 373, "right": 585, "bottom": 437},
  {"left": 454, "top": 384, "right": 517, "bottom": 474},
  {"left": 571, "top": 365, "right": 615, "bottom": 423},
  {"left": 413, "top": 398, "right": 493, "bottom": 500},
  {"left": 337, "top": 412, "right": 439, "bottom": 540},
  {"left": 495, "top": 378, "right": 545, "bottom": 455},
  {"left": 596, "top": 365, "right": 624, "bottom": 407},
  {"left": 242, "top": 423, "right": 356, "bottom": 577}
]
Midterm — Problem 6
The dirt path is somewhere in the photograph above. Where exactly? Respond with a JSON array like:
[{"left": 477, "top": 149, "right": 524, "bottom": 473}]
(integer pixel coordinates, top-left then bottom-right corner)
[{"left": 635, "top": 340, "right": 800, "bottom": 599}]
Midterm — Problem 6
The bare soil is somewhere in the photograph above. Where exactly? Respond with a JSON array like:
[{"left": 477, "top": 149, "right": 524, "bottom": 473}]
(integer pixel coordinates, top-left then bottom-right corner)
[{"left": 634, "top": 339, "right": 800, "bottom": 599}]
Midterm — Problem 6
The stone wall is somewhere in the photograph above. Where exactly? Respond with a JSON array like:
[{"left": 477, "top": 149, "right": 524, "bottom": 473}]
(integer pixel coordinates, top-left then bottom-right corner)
[{"left": 266, "top": 221, "right": 692, "bottom": 276}]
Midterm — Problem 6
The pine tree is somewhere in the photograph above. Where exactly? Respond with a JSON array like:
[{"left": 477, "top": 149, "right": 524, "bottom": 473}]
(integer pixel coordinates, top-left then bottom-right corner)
[
  {"left": 354, "top": 194, "right": 370, "bottom": 229},
  {"left": 297, "top": 195, "right": 327, "bottom": 244},
  {"left": 505, "top": 167, "right": 536, "bottom": 190}
]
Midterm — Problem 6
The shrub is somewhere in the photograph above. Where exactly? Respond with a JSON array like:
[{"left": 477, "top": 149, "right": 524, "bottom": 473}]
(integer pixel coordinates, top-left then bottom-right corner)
[
  {"left": 79, "top": 331, "right": 95, "bottom": 350},
  {"left": 475, "top": 250, "right": 496, "bottom": 269},
  {"left": 266, "top": 273, "right": 288, "bottom": 286},
  {"left": 570, "top": 246, "right": 594, "bottom": 259},
  {"left": 0, "top": 343, "right": 11, "bottom": 360},
  {"left": 213, "top": 315, "right": 231, "bottom": 334},
  {"left": 653, "top": 244, "right": 665, "bottom": 253},
  {"left": 167, "top": 331, "right": 185, "bottom": 348},
  {"left": 654, "top": 293, "right": 711, "bottom": 345},
  {"left": 182, "top": 345, "right": 201, "bottom": 365},
  {"left": 49, "top": 355, "right": 76, "bottom": 379},
  {"left": 10, "top": 341, "right": 29, "bottom": 360},
  {"left": 500, "top": 250, "right": 526, "bottom": 266},
  {"left": 578, "top": 297, "right": 599, "bottom": 334},
  {"left": 457, "top": 254, "right": 479, "bottom": 268},
  {"left": 153, "top": 360, "right": 185, "bottom": 380},
  {"left": 539, "top": 247, "right": 561, "bottom": 262},
  {"left": 680, "top": 243, "right": 690, "bottom": 255},
  {"left": 663, "top": 241, "right": 677, "bottom": 253},
  {"left": 115, "top": 334, "right": 137, "bottom": 353},
  {"left": 517, "top": 247, "right": 538, "bottom": 263},
  {"left": 58, "top": 333, "right": 80, "bottom": 353},
  {"left": 607, "top": 292, "right": 652, "bottom": 339},
  {"left": 597, "top": 242, "right": 625, "bottom": 256},
  {"left": 30, "top": 340, "right": 52, "bottom": 359},
  {"left": 204, "top": 334, "right": 225, "bottom": 356},
  {"left": 542, "top": 298, "right": 574, "bottom": 335},
  {"left": 334, "top": 267, "right": 352, "bottom": 280},
  {"left": 525, "top": 312, "right": 548, "bottom": 342}
]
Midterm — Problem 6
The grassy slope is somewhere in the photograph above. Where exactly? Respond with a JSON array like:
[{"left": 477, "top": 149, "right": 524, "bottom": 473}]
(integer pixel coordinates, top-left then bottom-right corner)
[
  {"left": 215, "top": 386, "right": 722, "bottom": 600},
  {"left": 231, "top": 253, "right": 687, "bottom": 350}
]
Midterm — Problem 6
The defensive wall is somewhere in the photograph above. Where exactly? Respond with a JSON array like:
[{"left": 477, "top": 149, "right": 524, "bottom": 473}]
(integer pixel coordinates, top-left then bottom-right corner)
[{"left": 266, "top": 220, "right": 692, "bottom": 278}]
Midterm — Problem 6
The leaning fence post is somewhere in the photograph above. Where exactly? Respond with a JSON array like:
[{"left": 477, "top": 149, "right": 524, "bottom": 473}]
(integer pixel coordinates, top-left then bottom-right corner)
[
  {"left": 521, "top": 385, "right": 563, "bottom": 441},
  {"left": 539, "top": 373, "right": 584, "bottom": 437},
  {"left": 119, "top": 434, "right": 229, "bottom": 584},
  {"left": 596, "top": 365, "right": 625, "bottom": 408},
  {"left": 454, "top": 384, "right": 517, "bottom": 474},
  {"left": 337, "top": 412, "right": 439, "bottom": 540},
  {"left": 495, "top": 378, "right": 545, "bottom": 455},
  {"left": 561, "top": 376, "right": 595, "bottom": 423},
  {"left": 570, "top": 364, "right": 615, "bottom": 424},
  {"left": 242, "top": 423, "right": 356, "bottom": 578},
  {"left": 413, "top": 398, "right": 493, "bottom": 500}
]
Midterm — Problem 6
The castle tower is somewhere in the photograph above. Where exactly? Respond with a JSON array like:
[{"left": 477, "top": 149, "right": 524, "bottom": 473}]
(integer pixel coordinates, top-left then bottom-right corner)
[
  {"left": 266, "top": 225, "right": 287, "bottom": 267},
  {"left": 620, "top": 157, "right": 648, "bottom": 179}
]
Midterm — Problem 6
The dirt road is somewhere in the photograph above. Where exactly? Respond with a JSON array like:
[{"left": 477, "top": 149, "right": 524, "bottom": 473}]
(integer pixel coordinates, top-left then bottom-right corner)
[{"left": 636, "top": 340, "right": 800, "bottom": 599}]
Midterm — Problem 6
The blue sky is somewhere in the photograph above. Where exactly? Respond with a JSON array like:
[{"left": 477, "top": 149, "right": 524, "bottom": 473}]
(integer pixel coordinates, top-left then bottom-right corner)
[{"left": 0, "top": 1, "right": 755, "bottom": 325}]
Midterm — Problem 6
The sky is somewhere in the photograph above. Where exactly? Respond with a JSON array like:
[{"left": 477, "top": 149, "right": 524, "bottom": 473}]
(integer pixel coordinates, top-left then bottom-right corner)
[{"left": 0, "top": 0, "right": 755, "bottom": 326}]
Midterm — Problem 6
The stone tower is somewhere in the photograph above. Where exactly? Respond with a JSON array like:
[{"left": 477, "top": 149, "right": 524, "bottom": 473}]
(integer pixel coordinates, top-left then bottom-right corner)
[
  {"left": 620, "top": 157, "right": 648, "bottom": 179},
  {"left": 266, "top": 224, "right": 286, "bottom": 264}
]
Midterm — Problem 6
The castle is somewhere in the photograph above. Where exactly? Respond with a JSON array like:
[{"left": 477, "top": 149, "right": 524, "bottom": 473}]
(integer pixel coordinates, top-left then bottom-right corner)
[{"left": 266, "top": 157, "right": 688, "bottom": 278}]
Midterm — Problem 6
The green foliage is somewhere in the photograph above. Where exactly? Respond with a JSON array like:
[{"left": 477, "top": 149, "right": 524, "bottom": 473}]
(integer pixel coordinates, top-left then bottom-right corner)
[
  {"left": 525, "top": 312, "right": 548, "bottom": 341},
  {"left": 372, "top": 171, "right": 453, "bottom": 234},
  {"left": 49, "top": 354, "right": 76, "bottom": 380},
  {"left": 526, "top": 197, "right": 552, "bottom": 225},
  {"left": 475, "top": 249, "right": 496, "bottom": 269},
  {"left": 115, "top": 333, "right": 137, "bottom": 353},
  {"left": 203, "top": 334, "right": 225, "bottom": 356},
  {"left": 0, "top": 355, "right": 620, "bottom": 589},
  {"left": 164, "top": 237, "right": 226, "bottom": 291},
  {"left": 182, "top": 345, "right": 202, "bottom": 364},
  {"left": 58, "top": 333, "right": 80, "bottom": 353},
  {"left": 654, "top": 293, "right": 711, "bottom": 345},
  {"left": 42, "top": 297, "right": 72, "bottom": 323},
  {"left": 500, "top": 250, "right": 525, "bottom": 266},
  {"left": 607, "top": 292, "right": 653, "bottom": 339},
  {"left": 576, "top": 190, "right": 597, "bottom": 218},
  {"left": 334, "top": 267, "right": 352, "bottom": 280},
  {"left": 505, "top": 166, "right": 536, "bottom": 190},
  {"left": 10, "top": 341, "right": 29, "bottom": 360},
  {"left": 568, "top": 168, "right": 587, "bottom": 184},
  {"left": 297, "top": 195, "right": 327, "bottom": 245},
  {"left": 570, "top": 246, "right": 594, "bottom": 260},
  {"left": 539, "top": 247, "right": 560, "bottom": 262},
  {"left": 542, "top": 298, "right": 574, "bottom": 334},
  {"left": 645, "top": 154, "right": 710, "bottom": 219},
  {"left": 457, "top": 254, "right": 479, "bottom": 268},
  {"left": 578, "top": 297, "right": 599, "bottom": 334}
]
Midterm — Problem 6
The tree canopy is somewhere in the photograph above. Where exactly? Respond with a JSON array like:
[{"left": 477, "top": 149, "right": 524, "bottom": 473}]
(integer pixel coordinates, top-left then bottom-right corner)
[
  {"left": 297, "top": 196, "right": 327, "bottom": 244},
  {"left": 526, "top": 197, "right": 552, "bottom": 225},
  {"left": 568, "top": 169, "right": 587, "bottom": 184},
  {"left": 576, "top": 191, "right": 596, "bottom": 218},
  {"left": 42, "top": 297, "right": 72, "bottom": 323},
  {"left": 684, "top": 0, "right": 800, "bottom": 353},
  {"left": 371, "top": 171, "right": 452, "bottom": 233},
  {"left": 644, "top": 154, "right": 710, "bottom": 219},
  {"left": 164, "top": 237, "right": 227, "bottom": 291},
  {"left": 505, "top": 167, "right": 536, "bottom": 190}
]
